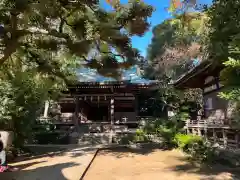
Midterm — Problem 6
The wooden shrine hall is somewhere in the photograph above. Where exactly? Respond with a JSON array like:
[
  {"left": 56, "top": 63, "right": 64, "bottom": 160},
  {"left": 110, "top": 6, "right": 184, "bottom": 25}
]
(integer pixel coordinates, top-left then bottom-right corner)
[{"left": 56, "top": 66, "right": 158, "bottom": 135}]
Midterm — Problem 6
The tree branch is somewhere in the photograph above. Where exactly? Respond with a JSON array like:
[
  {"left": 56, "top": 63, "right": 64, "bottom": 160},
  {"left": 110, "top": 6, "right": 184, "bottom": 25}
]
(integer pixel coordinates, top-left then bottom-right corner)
[
  {"left": 102, "top": 51, "right": 125, "bottom": 59},
  {"left": 0, "top": 12, "right": 19, "bottom": 65},
  {"left": 59, "top": 18, "right": 64, "bottom": 33}
]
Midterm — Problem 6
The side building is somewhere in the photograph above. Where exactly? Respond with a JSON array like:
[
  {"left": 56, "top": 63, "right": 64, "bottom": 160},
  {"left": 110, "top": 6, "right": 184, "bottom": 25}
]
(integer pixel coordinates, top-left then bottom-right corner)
[{"left": 174, "top": 60, "right": 240, "bottom": 149}]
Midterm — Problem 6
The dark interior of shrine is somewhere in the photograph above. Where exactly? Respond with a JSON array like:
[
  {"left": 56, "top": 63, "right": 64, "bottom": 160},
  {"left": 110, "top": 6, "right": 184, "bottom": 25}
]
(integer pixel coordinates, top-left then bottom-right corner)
[{"left": 87, "top": 106, "right": 108, "bottom": 121}]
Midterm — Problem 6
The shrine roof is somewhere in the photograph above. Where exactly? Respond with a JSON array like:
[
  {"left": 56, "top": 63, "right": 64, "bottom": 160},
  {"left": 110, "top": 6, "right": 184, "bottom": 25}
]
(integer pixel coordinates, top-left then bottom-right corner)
[
  {"left": 173, "top": 60, "right": 223, "bottom": 89},
  {"left": 76, "top": 65, "right": 158, "bottom": 85}
]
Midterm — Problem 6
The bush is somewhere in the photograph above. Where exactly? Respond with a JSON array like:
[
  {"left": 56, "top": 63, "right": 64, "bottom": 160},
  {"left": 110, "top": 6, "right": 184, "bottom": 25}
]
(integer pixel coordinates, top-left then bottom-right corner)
[
  {"left": 32, "top": 131, "right": 69, "bottom": 144},
  {"left": 174, "top": 133, "right": 202, "bottom": 149},
  {"left": 156, "top": 125, "right": 177, "bottom": 147},
  {"left": 116, "top": 129, "right": 150, "bottom": 145},
  {"left": 134, "top": 129, "right": 149, "bottom": 142},
  {"left": 174, "top": 133, "right": 215, "bottom": 162},
  {"left": 117, "top": 134, "right": 135, "bottom": 145}
]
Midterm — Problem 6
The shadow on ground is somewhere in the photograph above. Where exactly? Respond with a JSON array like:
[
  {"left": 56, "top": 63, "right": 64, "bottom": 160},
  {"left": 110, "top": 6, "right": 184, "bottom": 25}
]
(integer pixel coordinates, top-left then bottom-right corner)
[
  {"left": 0, "top": 144, "right": 98, "bottom": 180},
  {"left": 100, "top": 143, "right": 172, "bottom": 158},
  {"left": 167, "top": 155, "right": 240, "bottom": 180},
  {"left": 97, "top": 143, "right": 240, "bottom": 179},
  {"left": 12, "top": 144, "right": 98, "bottom": 162},
  {"left": 0, "top": 162, "right": 79, "bottom": 180}
]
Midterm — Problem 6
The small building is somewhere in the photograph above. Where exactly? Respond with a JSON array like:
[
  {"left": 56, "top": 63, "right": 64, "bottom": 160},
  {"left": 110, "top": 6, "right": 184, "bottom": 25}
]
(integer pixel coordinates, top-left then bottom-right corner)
[
  {"left": 43, "top": 66, "right": 158, "bottom": 144},
  {"left": 174, "top": 60, "right": 240, "bottom": 149}
]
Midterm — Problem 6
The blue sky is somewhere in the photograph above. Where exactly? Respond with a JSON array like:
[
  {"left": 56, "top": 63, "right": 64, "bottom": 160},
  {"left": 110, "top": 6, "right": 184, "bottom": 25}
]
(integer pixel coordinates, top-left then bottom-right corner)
[{"left": 101, "top": 0, "right": 212, "bottom": 57}]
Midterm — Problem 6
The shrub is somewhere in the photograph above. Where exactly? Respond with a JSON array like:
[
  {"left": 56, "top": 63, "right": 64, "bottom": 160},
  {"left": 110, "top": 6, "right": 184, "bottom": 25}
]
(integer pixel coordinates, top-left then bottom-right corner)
[
  {"left": 118, "top": 134, "right": 135, "bottom": 145},
  {"left": 134, "top": 129, "right": 149, "bottom": 142},
  {"left": 174, "top": 133, "right": 215, "bottom": 162},
  {"left": 156, "top": 125, "right": 177, "bottom": 147},
  {"left": 32, "top": 131, "right": 69, "bottom": 144},
  {"left": 174, "top": 133, "right": 202, "bottom": 149}
]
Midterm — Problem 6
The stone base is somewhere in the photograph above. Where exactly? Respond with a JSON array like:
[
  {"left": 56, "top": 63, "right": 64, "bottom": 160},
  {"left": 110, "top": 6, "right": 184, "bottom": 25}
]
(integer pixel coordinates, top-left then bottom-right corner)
[
  {"left": 0, "top": 131, "right": 13, "bottom": 149},
  {"left": 77, "top": 133, "right": 111, "bottom": 145}
]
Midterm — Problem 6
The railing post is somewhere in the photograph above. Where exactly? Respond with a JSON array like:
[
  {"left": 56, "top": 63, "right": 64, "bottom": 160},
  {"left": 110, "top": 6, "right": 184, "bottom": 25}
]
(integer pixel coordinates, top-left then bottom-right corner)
[
  {"left": 223, "top": 129, "right": 227, "bottom": 148},
  {"left": 235, "top": 133, "right": 239, "bottom": 149},
  {"left": 204, "top": 119, "right": 207, "bottom": 138},
  {"left": 186, "top": 119, "right": 189, "bottom": 134},
  {"left": 197, "top": 120, "right": 201, "bottom": 136},
  {"left": 109, "top": 97, "right": 114, "bottom": 144},
  {"left": 73, "top": 96, "right": 80, "bottom": 132},
  {"left": 213, "top": 128, "right": 217, "bottom": 144}
]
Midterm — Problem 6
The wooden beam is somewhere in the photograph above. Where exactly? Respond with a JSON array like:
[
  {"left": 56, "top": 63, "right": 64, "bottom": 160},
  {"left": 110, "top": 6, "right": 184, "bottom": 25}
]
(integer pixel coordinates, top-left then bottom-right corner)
[{"left": 73, "top": 96, "right": 80, "bottom": 132}]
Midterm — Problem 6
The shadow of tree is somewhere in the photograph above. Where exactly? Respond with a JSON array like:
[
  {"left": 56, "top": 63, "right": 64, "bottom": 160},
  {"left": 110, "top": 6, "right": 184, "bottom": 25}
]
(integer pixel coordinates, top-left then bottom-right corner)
[
  {"left": 14, "top": 161, "right": 47, "bottom": 170},
  {"left": 95, "top": 144, "right": 240, "bottom": 179},
  {"left": 99, "top": 143, "right": 170, "bottom": 158},
  {"left": 0, "top": 162, "right": 79, "bottom": 180},
  {"left": 11, "top": 144, "right": 98, "bottom": 162},
  {"left": 167, "top": 155, "right": 240, "bottom": 180}
]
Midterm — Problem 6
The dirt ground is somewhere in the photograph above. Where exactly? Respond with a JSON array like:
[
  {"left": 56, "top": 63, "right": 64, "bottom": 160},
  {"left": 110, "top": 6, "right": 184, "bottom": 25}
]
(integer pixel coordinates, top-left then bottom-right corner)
[
  {"left": 0, "top": 146, "right": 97, "bottom": 180},
  {"left": 84, "top": 147, "right": 240, "bottom": 180}
]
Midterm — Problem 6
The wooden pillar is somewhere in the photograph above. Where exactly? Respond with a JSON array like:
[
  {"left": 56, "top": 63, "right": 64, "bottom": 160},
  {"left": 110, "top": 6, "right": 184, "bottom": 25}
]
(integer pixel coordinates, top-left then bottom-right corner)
[
  {"left": 186, "top": 119, "right": 189, "bottom": 134},
  {"left": 135, "top": 95, "right": 138, "bottom": 116},
  {"left": 235, "top": 132, "right": 239, "bottom": 148},
  {"left": 197, "top": 121, "right": 201, "bottom": 136},
  {"left": 204, "top": 119, "right": 207, "bottom": 138},
  {"left": 223, "top": 129, "right": 227, "bottom": 148},
  {"left": 73, "top": 96, "right": 80, "bottom": 132},
  {"left": 213, "top": 128, "right": 217, "bottom": 144},
  {"left": 43, "top": 100, "right": 49, "bottom": 118},
  {"left": 109, "top": 97, "right": 114, "bottom": 143}
]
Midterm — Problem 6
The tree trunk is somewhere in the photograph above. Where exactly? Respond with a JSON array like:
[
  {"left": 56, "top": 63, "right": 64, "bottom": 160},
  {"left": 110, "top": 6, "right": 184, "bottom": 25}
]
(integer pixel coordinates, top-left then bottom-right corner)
[{"left": 43, "top": 100, "right": 49, "bottom": 118}]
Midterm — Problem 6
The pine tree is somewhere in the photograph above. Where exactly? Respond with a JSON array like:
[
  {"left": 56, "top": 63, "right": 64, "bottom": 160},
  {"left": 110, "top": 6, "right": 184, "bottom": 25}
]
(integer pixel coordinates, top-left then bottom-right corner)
[{"left": 0, "top": 0, "right": 153, "bottom": 78}]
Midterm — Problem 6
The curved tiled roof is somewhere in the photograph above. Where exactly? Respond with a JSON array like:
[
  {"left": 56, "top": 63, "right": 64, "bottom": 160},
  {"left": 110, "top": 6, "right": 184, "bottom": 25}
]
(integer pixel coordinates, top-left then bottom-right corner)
[{"left": 76, "top": 66, "right": 157, "bottom": 85}]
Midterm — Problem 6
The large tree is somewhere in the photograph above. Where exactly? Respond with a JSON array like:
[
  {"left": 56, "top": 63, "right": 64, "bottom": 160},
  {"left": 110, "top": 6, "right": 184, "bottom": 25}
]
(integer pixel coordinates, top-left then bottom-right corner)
[
  {"left": 146, "top": 12, "right": 206, "bottom": 80},
  {"left": 205, "top": 0, "right": 240, "bottom": 101},
  {"left": 0, "top": 0, "right": 153, "bottom": 79},
  {"left": 143, "top": 12, "right": 206, "bottom": 117}
]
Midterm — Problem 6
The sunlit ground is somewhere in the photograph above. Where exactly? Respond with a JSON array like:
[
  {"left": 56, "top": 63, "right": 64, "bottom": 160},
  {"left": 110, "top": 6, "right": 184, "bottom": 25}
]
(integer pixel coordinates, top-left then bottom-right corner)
[
  {"left": 0, "top": 145, "right": 240, "bottom": 180},
  {"left": 84, "top": 147, "right": 240, "bottom": 180}
]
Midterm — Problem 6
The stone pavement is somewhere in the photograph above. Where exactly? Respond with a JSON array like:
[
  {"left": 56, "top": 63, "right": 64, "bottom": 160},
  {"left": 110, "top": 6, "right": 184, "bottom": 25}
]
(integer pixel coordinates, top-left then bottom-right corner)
[{"left": 0, "top": 145, "right": 99, "bottom": 180}]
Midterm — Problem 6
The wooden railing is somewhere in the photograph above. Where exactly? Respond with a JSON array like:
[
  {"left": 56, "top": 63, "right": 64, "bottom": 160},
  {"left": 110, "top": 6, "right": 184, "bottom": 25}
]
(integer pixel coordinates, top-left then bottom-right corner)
[
  {"left": 186, "top": 119, "right": 228, "bottom": 128},
  {"left": 185, "top": 119, "right": 240, "bottom": 149}
]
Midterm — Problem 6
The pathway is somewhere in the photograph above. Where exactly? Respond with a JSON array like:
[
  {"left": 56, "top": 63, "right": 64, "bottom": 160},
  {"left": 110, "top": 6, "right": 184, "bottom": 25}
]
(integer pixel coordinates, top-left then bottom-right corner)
[{"left": 0, "top": 145, "right": 98, "bottom": 180}]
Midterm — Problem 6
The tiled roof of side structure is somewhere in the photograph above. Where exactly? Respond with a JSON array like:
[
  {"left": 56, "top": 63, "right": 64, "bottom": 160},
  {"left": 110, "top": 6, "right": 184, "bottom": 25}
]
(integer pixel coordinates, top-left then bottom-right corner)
[{"left": 76, "top": 66, "right": 158, "bottom": 85}]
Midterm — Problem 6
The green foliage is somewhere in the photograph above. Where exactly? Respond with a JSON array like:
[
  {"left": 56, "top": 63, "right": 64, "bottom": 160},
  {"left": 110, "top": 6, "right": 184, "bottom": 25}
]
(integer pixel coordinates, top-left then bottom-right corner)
[
  {"left": 33, "top": 131, "right": 69, "bottom": 145},
  {"left": 206, "top": 0, "right": 240, "bottom": 101},
  {"left": 0, "top": 0, "right": 153, "bottom": 150},
  {"left": 174, "top": 133, "right": 202, "bottom": 149},
  {"left": 141, "top": 116, "right": 186, "bottom": 147},
  {"left": 134, "top": 129, "right": 149, "bottom": 142},
  {"left": 146, "top": 12, "right": 205, "bottom": 77},
  {"left": 117, "top": 129, "right": 150, "bottom": 145},
  {"left": 144, "top": 14, "right": 204, "bottom": 115},
  {"left": 174, "top": 133, "right": 215, "bottom": 162},
  {"left": 0, "top": 0, "right": 153, "bottom": 78},
  {"left": 0, "top": 66, "right": 66, "bottom": 148}
]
